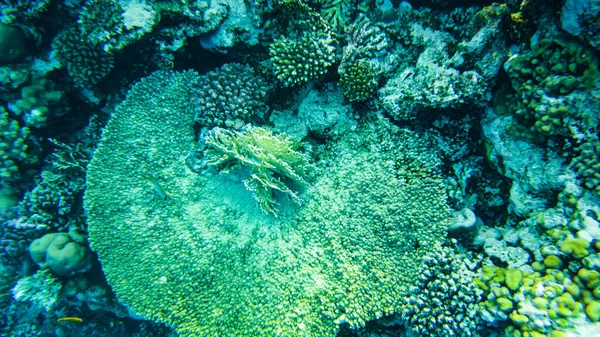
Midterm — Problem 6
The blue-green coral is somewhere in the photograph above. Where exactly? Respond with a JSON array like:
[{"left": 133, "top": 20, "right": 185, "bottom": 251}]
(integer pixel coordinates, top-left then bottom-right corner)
[{"left": 84, "top": 70, "right": 451, "bottom": 337}]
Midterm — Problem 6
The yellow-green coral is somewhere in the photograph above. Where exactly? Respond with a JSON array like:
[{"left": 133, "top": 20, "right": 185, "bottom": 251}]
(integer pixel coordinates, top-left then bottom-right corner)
[
  {"left": 498, "top": 38, "right": 599, "bottom": 141},
  {"left": 269, "top": 25, "right": 336, "bottom": 87},
  {"left": 204, "top": 126, "right": 312, "bottom": 215},
  {"left": 84, "top": 71, "right": 450, "bottom": 337},
  {"left": 560, "top": 237, "right": 591, "bottom": 259},
  {"left": 339, "top": 59, "right": 377, "bottom": 102}
]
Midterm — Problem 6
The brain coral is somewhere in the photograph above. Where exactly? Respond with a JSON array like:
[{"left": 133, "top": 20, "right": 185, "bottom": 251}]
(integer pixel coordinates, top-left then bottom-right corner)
[{"left": 84, "top": 70, "right": 450, "bottom": 336}]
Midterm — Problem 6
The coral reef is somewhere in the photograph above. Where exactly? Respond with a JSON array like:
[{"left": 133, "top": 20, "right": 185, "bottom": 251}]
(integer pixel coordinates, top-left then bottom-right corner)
[
  {"left": 269, "top": 23, "right": 336, "bottom": 87},
  {"left": 561, "top": 0, "right": 600, "bottom": 51},
  {"left": 400, "top": 243, "right": 484, "bottom": 336},
  {"left": 204, "top": 126, "right": 311, "bottom": 215},
  {"left": 29, "top": 231, "right": 92, "bottom": 276},
  {"left": 1, "top": 1, "right": 600, "bottom": 337},
  {"left": 84, "top": 69, "right": 450, "bottom": 336},
  {"left": 338, "top": 15, "right": 388, "bottom": 102},
  {"left": 19, "top": 141, "right": 89, "bottom": 230},
  {"left": 52, "top": 27, "right": 115, "bottom": 88},
  {"left": 379, "top": 5, "right": 508, "bottom": 121},
  {"left": 0, "top": 106, "right": 40, "bottom": 187},
  {"left": 499, "top": 37, "right": 599, "bottom": 141},
  {"left": 194, "top": 63, "right": 272, "bottom": 129},
  {"left": 11, "top": 269, "right": 61, "bottom": 311}
]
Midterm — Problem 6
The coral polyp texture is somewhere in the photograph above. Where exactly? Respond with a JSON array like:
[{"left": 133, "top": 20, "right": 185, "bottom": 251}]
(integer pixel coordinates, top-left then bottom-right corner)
[
  {"left": 269, "top": 25, "right": 336, "bottom": 87},
  {"left": 194, "top": 63, "right": 272, "bottom": 129},
  {"left": 84, "top": 70, "right": 450, "bottom": 336},
  {"left": 6, "top": 1, "right": 600, "bottom": 337}
]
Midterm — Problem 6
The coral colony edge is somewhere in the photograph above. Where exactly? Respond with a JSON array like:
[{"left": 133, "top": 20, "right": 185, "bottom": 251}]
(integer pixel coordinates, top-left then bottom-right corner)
[{"left": 1, "top": 0, "right": 600, "bottom": 337}]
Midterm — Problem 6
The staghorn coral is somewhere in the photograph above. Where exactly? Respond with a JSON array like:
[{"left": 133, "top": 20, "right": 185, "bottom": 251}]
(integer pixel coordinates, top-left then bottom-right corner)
[
  {"left": 84, "top": 70, "right": 450, "bottom": 337},
  {"left": 204, "top": 126, "right": 311, "bottom": 215},
  {"left": 194, "top": 63, "right": 272, "bottom": 129}
]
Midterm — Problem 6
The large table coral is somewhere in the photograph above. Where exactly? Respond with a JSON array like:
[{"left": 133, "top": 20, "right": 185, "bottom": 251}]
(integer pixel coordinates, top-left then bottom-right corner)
[{"left": 84, "top": 70, "right": 450, "bottom": 336}]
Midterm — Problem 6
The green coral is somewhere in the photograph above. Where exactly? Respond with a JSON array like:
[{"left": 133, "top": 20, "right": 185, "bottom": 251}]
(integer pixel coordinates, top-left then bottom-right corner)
[
  {"left": 204, "top": 126, "right": 311, "bottom": 215},
  {"left": 339, "top": 59, "right": 377, "bottom": 102},
  {"left": 29, "top": 232, "right": 92, "bottom": 276},
  {"left": 269, "top": 24, "right": 336, "bottom": 87},
  {"left": 500, "top": 38, "right": 599, "bottom": 141},
  {"left": 0, "top": 106, "right": 40, "bottom": 187},
  {"left": 570, "top": 136, "right": 600, "bottom": 194},
  {"left": 52, "top": 27, "right": 115, "bottom": 88},
  {"left": 84, "top": 70, "right": 450, "bottom": 337}
]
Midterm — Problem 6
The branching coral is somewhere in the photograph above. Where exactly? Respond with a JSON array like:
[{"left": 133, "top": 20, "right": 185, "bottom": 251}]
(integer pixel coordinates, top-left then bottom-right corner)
[
  {"left": 0, "top": 106, "right": 40, "bottom": 185},
  {"left": 204, "top": 126, "right": 311, "bottom": 215},
  {"left": 269, "top": 23, "right": 336, "bottom": 87},
  {"left": 52, "top": 28, "right": 115, "bottom": 88},
  {"left": 401, "top": 243, "right": 484, "bottom": 336}
]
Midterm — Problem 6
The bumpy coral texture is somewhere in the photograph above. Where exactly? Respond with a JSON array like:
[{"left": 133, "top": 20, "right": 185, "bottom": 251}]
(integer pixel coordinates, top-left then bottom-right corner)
[
  {"left": 0, "top": 106, "right": 39, "bottom": 184},
  {"left": 52, "top": 28, "right": 114, "bottom": 88},
  {"left": 401, "top": 244, "right": 483, "bottom": 337},
  {"left": 194, "top": 63, "right": 272, "bottom": 129},
  {"left": 269, "top": 25, "right": 336, "bottom": 87},
  {"left": 571, "top": 135, "right": 600, "bottom": 194},
  {"left": 84, "top": 70, "right": 450, "bottom": 337}
]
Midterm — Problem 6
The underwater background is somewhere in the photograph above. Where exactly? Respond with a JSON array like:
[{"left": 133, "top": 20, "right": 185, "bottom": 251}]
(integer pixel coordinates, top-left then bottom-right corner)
[{"left": 1, "top": 0, "right": 600, "bottom": 336}]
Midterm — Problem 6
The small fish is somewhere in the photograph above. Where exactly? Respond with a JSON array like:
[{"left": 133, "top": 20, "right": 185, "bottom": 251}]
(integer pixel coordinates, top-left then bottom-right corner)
[
  {"left": 57, "top": 317, "right": 83, "bottom": 323},
  {"left": 143, "top": 176, "right": 167, "bottom": 200}
]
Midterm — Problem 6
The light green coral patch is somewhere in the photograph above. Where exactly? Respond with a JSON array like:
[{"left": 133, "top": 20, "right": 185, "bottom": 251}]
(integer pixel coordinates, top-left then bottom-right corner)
[
  {"left": 85, "top": 71, "right": 449, "bottom": 336},
  {"left": 204, "top": 126, "right": 312, "bottom": 215}
]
